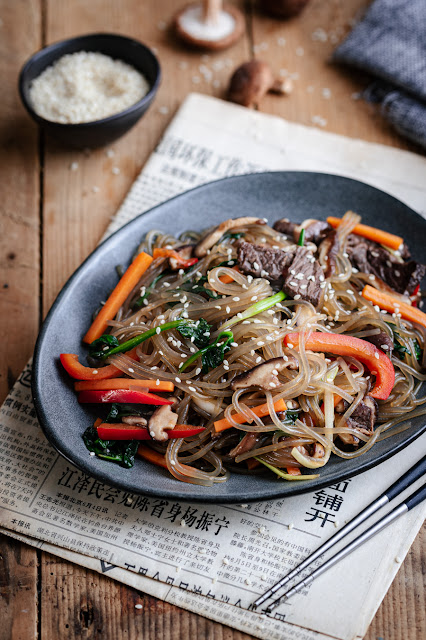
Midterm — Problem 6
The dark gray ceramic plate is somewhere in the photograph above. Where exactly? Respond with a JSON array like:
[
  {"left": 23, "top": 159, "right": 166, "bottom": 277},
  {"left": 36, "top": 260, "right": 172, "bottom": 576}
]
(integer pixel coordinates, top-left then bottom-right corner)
[{"left": 32, "top": 172, "right": 426, "bottom": 502}]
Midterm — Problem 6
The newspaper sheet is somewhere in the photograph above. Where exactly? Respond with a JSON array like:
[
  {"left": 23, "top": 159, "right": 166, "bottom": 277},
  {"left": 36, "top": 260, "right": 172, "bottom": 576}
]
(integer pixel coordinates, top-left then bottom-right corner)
[{"left": 1, "top": 94, "right": 425, "bottom": 640}]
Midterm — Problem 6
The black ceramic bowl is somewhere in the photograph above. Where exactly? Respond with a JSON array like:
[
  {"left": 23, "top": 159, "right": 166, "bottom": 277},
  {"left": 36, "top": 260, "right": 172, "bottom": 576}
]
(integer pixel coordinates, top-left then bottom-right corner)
[{"left": 19, "top": 33, "right": 161, "bottom": 148}]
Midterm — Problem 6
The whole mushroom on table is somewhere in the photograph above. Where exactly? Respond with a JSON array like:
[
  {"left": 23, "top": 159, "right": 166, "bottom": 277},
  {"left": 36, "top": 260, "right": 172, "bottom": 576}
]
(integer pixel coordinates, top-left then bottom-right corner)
[{"left": 227, "top": 60, "right": 293, "bottom": 107}]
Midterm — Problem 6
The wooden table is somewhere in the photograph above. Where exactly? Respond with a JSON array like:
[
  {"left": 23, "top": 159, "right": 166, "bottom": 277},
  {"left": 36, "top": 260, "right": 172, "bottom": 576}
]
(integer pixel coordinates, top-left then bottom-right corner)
[{"left": 0, "top": 1, "right": 424, "bottom": 638}]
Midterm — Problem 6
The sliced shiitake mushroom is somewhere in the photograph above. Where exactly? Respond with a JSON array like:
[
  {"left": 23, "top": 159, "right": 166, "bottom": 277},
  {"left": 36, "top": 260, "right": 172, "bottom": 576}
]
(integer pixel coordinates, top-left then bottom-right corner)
[
  {"left": 194, "top": 216, "right": 263, "bottom": 257},
  {"left": 122, "top": 415, "right": 148, "bottom": 426},
  {"left": 231, "top": 356, "right": 298, "bottom": 391},
  {"left": 148, "top": 403, "right": 178, "bottom": 441}
]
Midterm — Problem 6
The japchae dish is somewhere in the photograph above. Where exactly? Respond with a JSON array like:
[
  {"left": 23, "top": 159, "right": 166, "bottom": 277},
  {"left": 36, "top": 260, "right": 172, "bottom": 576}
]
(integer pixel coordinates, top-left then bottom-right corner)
[{"left": 60, "top": 211, "right": 426, "bottom": 485}]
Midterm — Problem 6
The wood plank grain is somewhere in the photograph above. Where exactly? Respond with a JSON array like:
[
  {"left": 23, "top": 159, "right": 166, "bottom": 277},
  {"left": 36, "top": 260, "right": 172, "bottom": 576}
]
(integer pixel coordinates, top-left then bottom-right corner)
[
  {"left": 0, "top": 1, "right": 41, "bottom": 639},
  {"left": 365, "top": 525, "right": 425, "bottom": 640},
  {"left": 0, "top": 0, "right": 41, "bottom": 399},
  {"left": 40, "top": 552, "right": 254, "bottom": 640},
  {"left": 0, "top": 536, "right": 39, "bottom": 640},
  {"left": 251, "top": 0, "right": 415, "bottom": 150}
]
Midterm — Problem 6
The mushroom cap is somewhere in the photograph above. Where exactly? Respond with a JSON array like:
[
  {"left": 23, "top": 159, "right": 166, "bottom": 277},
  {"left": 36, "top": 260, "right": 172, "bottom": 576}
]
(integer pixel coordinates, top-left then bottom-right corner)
[
  {"left": 148, "top": 404, "right": 178, "bottom": 441},
  {"left": 174, "top": 3, "right": 245, "bottom": 50},
  {"left": 227, "top": 60, "right": 274, "bottom": 107},
  {"left": 122, "top": 415, "right": 148, "bottom": 426},
  {"left": 231, "top": 356, "right": 298, "bottom": 391}
]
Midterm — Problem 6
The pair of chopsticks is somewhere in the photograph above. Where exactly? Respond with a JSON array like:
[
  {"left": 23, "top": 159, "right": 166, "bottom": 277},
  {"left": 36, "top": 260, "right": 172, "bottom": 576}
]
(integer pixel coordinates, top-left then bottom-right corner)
[{"left": 253, "top": 454, "right": 426, "bottom": 613}]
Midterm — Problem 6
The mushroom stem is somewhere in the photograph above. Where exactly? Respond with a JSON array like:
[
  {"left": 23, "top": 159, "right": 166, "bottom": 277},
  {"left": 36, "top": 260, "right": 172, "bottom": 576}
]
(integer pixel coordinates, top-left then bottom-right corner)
[
  {"left": 270, "top": 78, "right": 294, "bottom": 94},
  {"left": 203, "top": 0, "right": 222, "bottom": 24},
  {"left": 174, "top": 1, "right": 244, "bottom": 50}
]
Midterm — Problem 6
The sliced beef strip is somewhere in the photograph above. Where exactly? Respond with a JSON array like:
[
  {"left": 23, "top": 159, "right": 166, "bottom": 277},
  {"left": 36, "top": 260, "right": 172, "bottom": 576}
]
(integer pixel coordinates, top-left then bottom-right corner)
[
  {"left": 273, "top": 218, "right": 331, "bottom": 245},
  {"left": 346, "top": 395, "right": 378, "bottom": 432},
  {"left": 346, "top": 234, "right": 425, "bottom": 296},
  {"left": 281, "top": 246, "right": 324, "bottom": 307},
  {"left": 272, "top": 218, "right": 298, "bottom": 239},
  {"left": 319, "top": 229, "right": 340, "bottom": 277},
  {"left": 237, "top": 241, "right": 294, "bottom": 281},
  {"left": 337, "top": 395, "right": 378, "bottom": 447},
  {"left": 237, "top": 241, "right": 324, "bottom": 306},
  {"left": 228, "top": 432, "right": 261, "bottom": 458},
  {"left": 367, "top": 252, "right": 424, "bottom": 296},
  {"left": 303, "top": 220, "right": 332, "bottom": 245},
  {"left": 362, "top": 326, "right": 394, "bottom": 356},
  {"left": 399, "top": 243, "right": 411, "bottom": 260}
]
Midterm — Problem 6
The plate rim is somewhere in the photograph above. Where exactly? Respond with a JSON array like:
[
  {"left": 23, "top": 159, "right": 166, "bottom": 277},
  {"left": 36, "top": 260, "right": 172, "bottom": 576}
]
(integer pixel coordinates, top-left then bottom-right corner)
[{"left": 32, "top": 170, "right": 426, "bottom": 502}]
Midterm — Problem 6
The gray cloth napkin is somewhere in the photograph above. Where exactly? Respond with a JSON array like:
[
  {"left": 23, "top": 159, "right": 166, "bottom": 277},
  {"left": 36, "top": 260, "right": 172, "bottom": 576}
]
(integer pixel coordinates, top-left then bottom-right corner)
[{"left": 333, "top": 0, "right": 426, "bottom": 150}]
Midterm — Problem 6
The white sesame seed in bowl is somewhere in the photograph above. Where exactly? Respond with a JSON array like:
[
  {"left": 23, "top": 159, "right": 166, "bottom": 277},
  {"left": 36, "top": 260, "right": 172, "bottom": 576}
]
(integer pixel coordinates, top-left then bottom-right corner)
[
  {"left": 29, "top": 52, "right": 150, "bottom": 124},
  {"left": 19, "top": 33, "right": 161, "bottom": 148}
]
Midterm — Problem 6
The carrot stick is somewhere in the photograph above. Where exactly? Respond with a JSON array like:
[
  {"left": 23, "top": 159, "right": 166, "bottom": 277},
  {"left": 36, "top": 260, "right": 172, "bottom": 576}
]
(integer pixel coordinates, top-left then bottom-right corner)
[
  {"left": 246, "top": 458, "right": 260, "bottom": 470},
  {"left": 327, "top": 216, "right": 403, "bottom": 250},
  {"left": 219, "top": 267, "right": 241, "bottom": 284},
  {"left": 83, "top": 251, "right": 153, "bottom": 344},
  {"left": 137, "top": 444, "right": 169, "bottom": 469},
  {"left": 152, "top": 248, "right": 173, "bottom": 260},
  {"left": 219, "top": 273, "right": 235, "bottom": 284},
  {"left": 214, "top": 398, "right": 287, "bottom": 433},
  {"left": 93, "top": 417, "right": 103, "bottom": 428},
  {"left": 286, "top": 466, "right": 302, "bottom": 476},
  {"left": 74, "top": 379, "right": 174, "bottom": 392},
  {"left": 362, "top": 284, "right": 426, "bottom": 329}
]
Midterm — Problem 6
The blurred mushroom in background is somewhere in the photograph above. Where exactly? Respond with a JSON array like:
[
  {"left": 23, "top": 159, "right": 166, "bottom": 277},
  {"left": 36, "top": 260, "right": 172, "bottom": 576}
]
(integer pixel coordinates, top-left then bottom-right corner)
[
  {"left": 174, "top": 0, "right": 244, "bottom": 50},
  {"left": 227, "top": 60, "right": 293, "bottom": 107}
]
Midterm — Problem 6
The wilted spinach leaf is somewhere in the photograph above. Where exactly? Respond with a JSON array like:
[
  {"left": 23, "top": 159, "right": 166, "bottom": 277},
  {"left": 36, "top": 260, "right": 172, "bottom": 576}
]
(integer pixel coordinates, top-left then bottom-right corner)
[
  {"left": 133, "top": 273, "right": 167, "bottom": 308},
  {"left": 220, "top": 232, "right": 243, "bottom": 242},
  {"left": 88, "top": 334, "right": 120, "bottom": 359},
  {"left": 177, "top": 318, "right": 212, "bottom": 349},
  {"left": 201, "top": 331, "right": 234, "bottom": 373},
  {"left": 283, "top": 410, "right": 300, "bottom": 424},
  {"left": 105, "top": 403, "right": 142, "bottom": 423},
  {"left": 389, "top": 324, "right": 422, "bottom": 362},
  {"left": 83, "top": 424, "right": 138, "bottom": 469}
]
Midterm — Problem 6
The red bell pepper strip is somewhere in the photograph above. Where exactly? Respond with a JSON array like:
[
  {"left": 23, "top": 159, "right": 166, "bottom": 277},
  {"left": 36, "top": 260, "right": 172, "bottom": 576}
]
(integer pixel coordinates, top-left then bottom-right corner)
[
  {"left": 96, "top": 423, "right": 205, "bottom": 440},
  {"left": 60, "top": 348, "right": 138, "bottom": 380},
  {"left": 411, "top": 284, "right": 420, "bottom": 308},
  {"left": 60, "top": 353, "right": 121, "bottom": 380},
  {"left": 78, "top": 389, "right": 174, "bottom": 405},
  {"left": 152, "top": 248, "right": 198, "bottom": 269},
  {"left": 284, "top": 332, "right": 395, "bottom": 400}
]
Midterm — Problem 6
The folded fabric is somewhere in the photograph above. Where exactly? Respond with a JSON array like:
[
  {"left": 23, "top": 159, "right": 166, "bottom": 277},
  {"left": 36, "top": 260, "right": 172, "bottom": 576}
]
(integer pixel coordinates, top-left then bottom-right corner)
[{"left": 333, "top": 0, "right": 426, "bottom": 150}]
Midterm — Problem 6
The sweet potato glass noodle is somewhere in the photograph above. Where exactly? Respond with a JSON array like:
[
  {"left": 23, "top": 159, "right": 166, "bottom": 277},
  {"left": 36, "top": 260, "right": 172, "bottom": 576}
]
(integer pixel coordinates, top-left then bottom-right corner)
[{"left": 91, "top": 215, "right": 426, "bottom": 485}]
